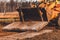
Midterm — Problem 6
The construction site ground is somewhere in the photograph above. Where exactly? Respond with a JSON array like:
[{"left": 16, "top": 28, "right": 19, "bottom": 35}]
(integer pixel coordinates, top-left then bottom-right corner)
[{"left": 0, "top": 22, "right": 60, "bottom": 40}]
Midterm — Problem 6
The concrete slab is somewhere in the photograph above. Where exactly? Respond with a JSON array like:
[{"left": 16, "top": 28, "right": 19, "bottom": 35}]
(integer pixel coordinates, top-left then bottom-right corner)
[{"left": 2, "top": 21, "right": 48, "bottom": 31}]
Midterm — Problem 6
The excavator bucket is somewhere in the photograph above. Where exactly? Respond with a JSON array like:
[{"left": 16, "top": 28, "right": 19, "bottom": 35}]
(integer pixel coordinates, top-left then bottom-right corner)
[
  {"left": 2, "top": 8, "right": 48, "bottom": 31},
  {"left": 17, "top": 8, "right": 42, "bottom": 21}
]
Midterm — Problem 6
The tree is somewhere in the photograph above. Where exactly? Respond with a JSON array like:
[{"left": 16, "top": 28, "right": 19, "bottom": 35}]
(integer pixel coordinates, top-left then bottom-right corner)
[
  {"left": 4, "top": 1, "right": 6, "bottom": 14},
  {"left": 10, "top": 0, "right": 15, "bottom": 12}
]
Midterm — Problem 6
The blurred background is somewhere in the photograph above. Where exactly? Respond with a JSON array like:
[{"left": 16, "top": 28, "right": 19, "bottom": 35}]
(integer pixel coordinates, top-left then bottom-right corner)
[
  {"left": 0, "top": 0, "right": 59, "bottom": 24},
  {"left": 0, "top": 0, "right": 57, "bottom": 12}
]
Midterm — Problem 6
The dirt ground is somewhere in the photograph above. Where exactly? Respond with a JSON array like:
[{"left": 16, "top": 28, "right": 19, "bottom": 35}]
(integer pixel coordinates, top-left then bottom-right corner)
[
  {"left": 0, "top": 24, "right": 18, "bottom": 37},
  {"left": 0, "top": 24, "right": 60, "bottom": 40},
  {"left": 24, "top": 27, "right": 60, "bottom": 40},
  {"left": 24, "top": 31, "right": 60, "bottom": 40}
]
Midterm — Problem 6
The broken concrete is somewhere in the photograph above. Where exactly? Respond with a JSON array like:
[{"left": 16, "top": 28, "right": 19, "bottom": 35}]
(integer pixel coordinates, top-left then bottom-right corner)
[{"left": 2, "top": 21, "right": 48, "bottom": 31}]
